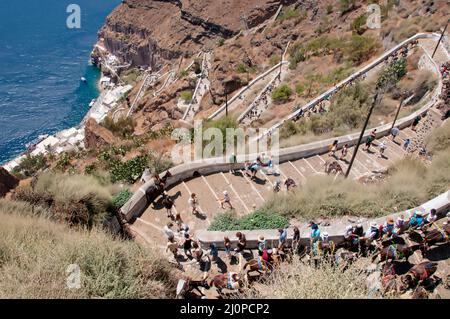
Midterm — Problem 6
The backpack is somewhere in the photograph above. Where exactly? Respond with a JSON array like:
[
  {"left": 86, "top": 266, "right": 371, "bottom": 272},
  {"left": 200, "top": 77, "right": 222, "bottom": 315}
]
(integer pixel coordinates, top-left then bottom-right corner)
[{"left": 262, "top": 249, "right": 269, "bottom": 262}]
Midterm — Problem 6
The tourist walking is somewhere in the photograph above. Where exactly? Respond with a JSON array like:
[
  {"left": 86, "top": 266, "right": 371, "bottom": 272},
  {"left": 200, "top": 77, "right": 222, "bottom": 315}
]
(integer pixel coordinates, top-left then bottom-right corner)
[
  {"left": 411, "top": 115, "right": 421, "bottom": 131},
  {"left": 220, "top": 190, "right": 233, "bottom": 210},
  {"left": 278, "top": 227, "right": 288, "bottom": 250},
  {"left": 292, "top": 226, "right": 300, "bottom": 254},
  {"left": 174, "top": 212, "right": 183, "bottom": 232},
  {"left": 162, "top": 192, "right": 175, "bottom": 218},
  {"left": 166, "top": 235, "right": 180, "bottom": 265},
  {"left": 257, "top": 235, "right": 266, "bottom": 256},
  {"left": 234, "top": 232, "right": 247, "bottom": 254},
  {"left": 378, "top": 141, "right": 387, "bottom": 158},
  {"left": 163, "top": 222, "right": 175, "bottom": 239},
  {"left": 364, "top": 129, "right": 377, "bottom": 152},
  {"left": 340, "top": 143, "right": 348, "bottom": 161},
  {"left": 209, "top": 243, "right": 219, "bottom": 263},
  {"left": 188, "top": 193, "right": 200, "bottom": 215},
  {"left": 329, "top": 140, "right": 338, "bottom": 158},
  {"left": 183, "top": 233, "right": 193, "bottom": 258},
  {"left": 224, "top": 236, "right": 232, "bottom": 260},
  {"left": 390, "top": 126, "right": 400, "bottom": 142},
  {"left": 403, "top": 138, "right": 411, "bottom": 151},
  {"left": 229, "top": 152, "right": 237, "bottom": 174}
]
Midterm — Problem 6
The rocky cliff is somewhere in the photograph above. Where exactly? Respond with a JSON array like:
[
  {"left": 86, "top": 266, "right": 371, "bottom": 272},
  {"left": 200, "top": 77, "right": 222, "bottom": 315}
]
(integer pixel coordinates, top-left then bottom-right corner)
[
  {"left": 0, "top": 167, "right": 19, "bottom": 198},
  {"left": 97, "top": 0, "right": 296, "bottom": 69}
]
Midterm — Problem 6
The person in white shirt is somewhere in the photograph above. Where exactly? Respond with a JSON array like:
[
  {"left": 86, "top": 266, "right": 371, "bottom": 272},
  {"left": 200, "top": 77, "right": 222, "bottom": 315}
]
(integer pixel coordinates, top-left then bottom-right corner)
[
  {"left": 425, "top": 209, "right": 438, "bottom": 224},
  {"left": 188, "top": 193, "right": 200, "bottom": 215},
  {"left": 220, "top": 190, "right": 233, "bottom": 209},
  {"left": 163, "top": 222, "right": 175, "bottom": 239}
]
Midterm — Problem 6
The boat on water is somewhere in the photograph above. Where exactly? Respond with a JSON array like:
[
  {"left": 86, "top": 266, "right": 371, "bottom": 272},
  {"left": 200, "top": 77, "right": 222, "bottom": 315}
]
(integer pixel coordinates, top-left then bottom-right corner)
[
  {"left": 89, "top": 99, "right": 96, "bottom": 107},
  {"left": 81, "top": 77, "right": 87, "bottom": 83}
]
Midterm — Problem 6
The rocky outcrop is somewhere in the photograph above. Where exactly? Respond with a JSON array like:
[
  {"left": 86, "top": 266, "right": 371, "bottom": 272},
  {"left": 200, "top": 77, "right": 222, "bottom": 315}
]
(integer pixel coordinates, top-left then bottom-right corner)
[
  {"left": 0, "top": 167, "right": 19, "bottom": 198},
  {"left": 97, "top": 0, "right": 296, "bottom": 69},
  {"left": 84, "top": 118, "right": 117, "bottom": 149}
]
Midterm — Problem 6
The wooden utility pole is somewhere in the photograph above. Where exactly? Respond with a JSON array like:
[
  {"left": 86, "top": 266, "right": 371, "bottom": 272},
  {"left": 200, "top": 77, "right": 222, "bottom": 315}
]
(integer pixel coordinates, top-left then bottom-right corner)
[
  {"left": 345, "top": 90, "right": 380, "bottom": 178},
  {"left": 432, "top": 20, "right": 449, "bottom": 58}
]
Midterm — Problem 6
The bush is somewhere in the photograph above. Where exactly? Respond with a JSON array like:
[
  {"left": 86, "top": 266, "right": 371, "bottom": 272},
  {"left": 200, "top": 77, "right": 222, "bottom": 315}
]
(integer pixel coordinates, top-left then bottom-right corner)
[
  {"left": 344, "top": 35, "right": 380, "bottom": 65},
  {"left": 208, "top": 210, "right": 289, "bottom": 231},
  {"left": 377, "top": 58, "right": 407, "bottom": 89},
  {"left": 271, "top": 84, "right": 293, "bottom": 103},
  {"left": 277, "top": 8, "right": 300, "bottom": 22},
  {"left": 351, "top": 14, "right": 367, "bottom": 35},
  {"left": 11, "top": 172, "right": 117, "bottom": 227},
  {"left": 11, "top": 154, "right": 47, "bottom": 179},
  {"left": 241, "top": 258, "right": 371, "bottom": 298},
  {"left": 0, "top": 210, "right": 176, "bottom": 298},
  {"left": 180, "top": 90, "right": 193, "bottom": 103},
  {"left": 326, "top": 4, "right": 334, "bottom": 14},
  {"left": 339, "top": 0, "right": 356, "bottom": 14},
  {"left": 109, "top": 155, "right": 149, "bottom": 184},
  {"left": 102, "top": 116, "right": 135, "bottom": 139},
  {"left": 112, "top": 189, "right": 133, "bottom": 209}
]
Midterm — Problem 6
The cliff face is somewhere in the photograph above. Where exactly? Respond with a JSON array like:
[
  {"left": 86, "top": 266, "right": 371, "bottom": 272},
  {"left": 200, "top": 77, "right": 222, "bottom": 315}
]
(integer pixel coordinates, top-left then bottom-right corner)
[
  {"left": 98, "top": 0, "right": 294, "bottom": 68},
  {"left": 0, "top": 167, "right": 19, "bottom": 198}
]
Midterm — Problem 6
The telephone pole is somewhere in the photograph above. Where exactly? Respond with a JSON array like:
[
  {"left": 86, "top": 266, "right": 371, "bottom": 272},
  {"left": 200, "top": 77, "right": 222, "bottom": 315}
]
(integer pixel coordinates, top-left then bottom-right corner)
[
  {"left": 345, "top": 90, "right": 381, "bottom": 178},
  {"left": 432, "top": 20, "right": 449, "bottom": 58}
]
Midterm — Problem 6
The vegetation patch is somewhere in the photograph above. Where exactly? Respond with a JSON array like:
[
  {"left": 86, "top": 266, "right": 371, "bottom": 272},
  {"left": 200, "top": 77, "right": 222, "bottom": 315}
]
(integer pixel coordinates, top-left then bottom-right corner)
[
  {"left": 261, "top": 121, "right": 450, "bottom": 221},
  {"left": 0, "top": 208, "right": 176, "bottom": 298},
  {"left": 208, "top": 210, "right": 289, "bottom": 231},
  {"left": 102, "top": 116, "right": 135, "bottom": 139},
  {"left": 112, "top": 189, "right": 133, "bottom": 209},
  {"left": 11, "top": 154, "right": 47, "bottom": 179},
  {"left": 271, "top": 84, "right": 293, "bottom": 104}
]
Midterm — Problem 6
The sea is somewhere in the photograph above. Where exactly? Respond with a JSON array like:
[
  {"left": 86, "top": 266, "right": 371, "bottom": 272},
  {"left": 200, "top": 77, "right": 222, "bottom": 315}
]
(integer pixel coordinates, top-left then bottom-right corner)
[{"left": 0, "top": 0, "right": 121, "bottom": 164}]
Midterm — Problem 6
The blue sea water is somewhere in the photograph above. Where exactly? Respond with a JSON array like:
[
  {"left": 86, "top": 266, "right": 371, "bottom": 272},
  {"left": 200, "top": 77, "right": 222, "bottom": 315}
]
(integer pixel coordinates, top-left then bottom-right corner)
[{"left": 0, "top": 0, "right": 121, "bottom": 164}]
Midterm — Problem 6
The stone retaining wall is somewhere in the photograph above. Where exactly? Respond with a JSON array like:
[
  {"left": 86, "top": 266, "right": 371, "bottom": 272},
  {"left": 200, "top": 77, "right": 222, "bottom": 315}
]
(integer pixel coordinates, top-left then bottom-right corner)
[{"left": 195, "top": 191, "right": 450, "bottom": 249}]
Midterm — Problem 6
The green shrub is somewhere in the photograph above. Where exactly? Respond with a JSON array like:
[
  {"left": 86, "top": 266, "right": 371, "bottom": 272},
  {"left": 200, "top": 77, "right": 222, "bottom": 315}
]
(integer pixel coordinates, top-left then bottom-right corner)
[
  {"left": 11, "top": 154, "right": 47, "bottom": 179},
  {"left": 377, "top": 58, "right": 407, "bottom": 89},
  {"left": 344, "top": 35, "right": 380, "bottom": 65},
  {"left": 351, "top": 14, "right": 367, "bottom": 35},
  {"left": 277, "top": 8, "right": 300, "bottom": 22},
  {"left": 218, "top": 38, "right": 225, "bottom": 46},
  {"left": 339, "top": 0, "right": 356, "bottom": 14},
  {"left": 109, "top": 155, "right": 149, "bottom": 184},
  {"left": 112, "top": 189, "right": 133, "bottom": 209},
  {"left": 180, "top": 90, "right": 193, "bottom": 103},
  {"left": 208, "top": 210, "right": 289, "bottom": 231},
  {"left": 179, "top": 69, "right": 189, "bottom": 78},
  {"left": 295, "top": 83, "right": 305, "bottom": 96},
  {"left": 326, "top": 4, "right": 334, "bottom": 14},
  {"left": 272, "top": 84, "right": 293, "bottom": 103}
]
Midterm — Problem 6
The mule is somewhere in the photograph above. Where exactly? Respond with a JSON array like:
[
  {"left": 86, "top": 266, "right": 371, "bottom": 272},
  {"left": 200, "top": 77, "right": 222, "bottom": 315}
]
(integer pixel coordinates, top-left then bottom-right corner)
[
  {"left": 243, "top": 258, "right": 272, "bottom": 277},
  {"left": 145, "top": 171, "right": 173, "bottom": 203},
  {"left": 399, "top": 261, "right": 438, "bottom": 292},
  {"left": 373, "top": 243, "right": 422, "bottom": 263},
  {"left": 409, "top": 224, "right": 450, "bottom": 248},
  {"left": 209, "top": 273, "right": 244, "bottom": 295}
]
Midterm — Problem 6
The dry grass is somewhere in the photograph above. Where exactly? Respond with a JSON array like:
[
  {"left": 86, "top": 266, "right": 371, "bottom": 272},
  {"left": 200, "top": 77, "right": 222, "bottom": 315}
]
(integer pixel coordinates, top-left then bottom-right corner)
[
  {"left": 240, "top": 258, "right": 372, "bottom": 299},
  {"left": 262, "top": 132, "right": 450, "bottom": 220},
  {"left": 0, "top": 203, "right": 176, "bottom": 298}
]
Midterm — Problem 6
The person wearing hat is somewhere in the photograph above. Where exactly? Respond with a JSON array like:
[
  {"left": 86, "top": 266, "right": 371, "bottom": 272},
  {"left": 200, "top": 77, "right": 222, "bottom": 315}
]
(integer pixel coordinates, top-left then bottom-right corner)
[
  {"left": 395, "top": 214, "right": 407, "bottom": 234},
  {"left": 162, "top": 191, "right": 175, "bottom": 218},
  {"left": 220, "top": 190, "right": 233, "bottom": 210},
  {"left": 321, "top": 231, "right": 330, "bottom": 243},
  {"left": 365, "top": 222, "right": 380, "bottom": 241},
  {"left": 257, "top": 235, "right": 266, "bottom": 256},
  {"left": 383, "top": 216, "right": 395, "bottom": 237}
]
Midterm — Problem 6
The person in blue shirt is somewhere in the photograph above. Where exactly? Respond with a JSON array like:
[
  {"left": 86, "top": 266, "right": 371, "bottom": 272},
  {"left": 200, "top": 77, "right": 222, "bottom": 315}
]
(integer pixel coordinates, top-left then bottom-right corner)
[
  {"left": 409, "top": 211, "right": 425, "bottom": 229},
  {"left": 310, "top": 222, "right": 321, "bottom": 256},
  {"left": 278, "top": 228, "right": 288, "bottom": 250},
  {"left": 209, "top": 243, "right": 218, "bottom": 263}
]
